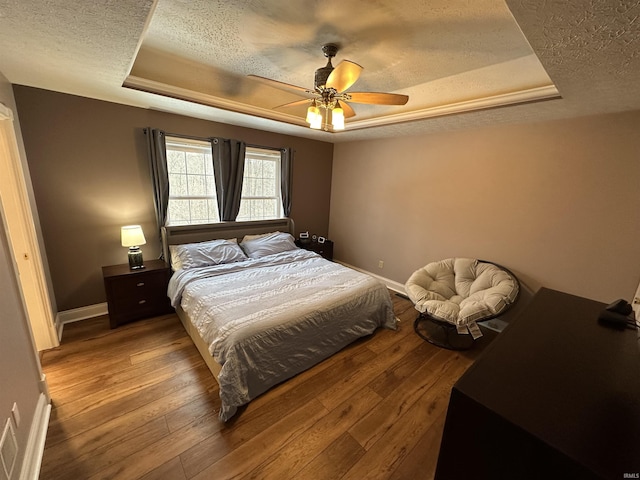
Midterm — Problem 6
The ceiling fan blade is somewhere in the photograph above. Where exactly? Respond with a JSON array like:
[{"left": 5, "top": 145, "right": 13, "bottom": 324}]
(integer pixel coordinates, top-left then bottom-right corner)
[
  {"left": 248, "top": 75, "right": 311, "bottom": 96},
  {"left": 325, "top": 60, "right": 363, "bottom": 93},
  {"left": 347, "top": 92, "right": 409, "bottom": 105},
  {"left": 274, "top": 98, "right": 312, "bottom": 109},
  {"left": 340, "top": 101, "right": 356, "bottom": 118}
]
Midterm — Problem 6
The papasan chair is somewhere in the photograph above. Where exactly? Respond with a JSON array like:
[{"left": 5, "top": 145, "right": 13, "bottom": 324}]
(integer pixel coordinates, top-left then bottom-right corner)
[{"left": 405, "top": 258, "right": 520, "bottom": 350}]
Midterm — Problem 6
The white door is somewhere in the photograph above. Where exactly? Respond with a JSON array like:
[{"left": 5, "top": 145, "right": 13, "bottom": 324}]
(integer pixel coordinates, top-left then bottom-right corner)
[{"left": 0, "top": 103, "right": 58, "bottom": 350}]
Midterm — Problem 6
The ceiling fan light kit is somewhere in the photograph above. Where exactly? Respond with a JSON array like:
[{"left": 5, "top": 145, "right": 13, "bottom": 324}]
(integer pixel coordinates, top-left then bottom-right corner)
[
  {"left": 249, "top": 44, "right": 409, "bottom": 132},
  {"left": 332, "top": 103, "right": 345, "bottom": 130}
]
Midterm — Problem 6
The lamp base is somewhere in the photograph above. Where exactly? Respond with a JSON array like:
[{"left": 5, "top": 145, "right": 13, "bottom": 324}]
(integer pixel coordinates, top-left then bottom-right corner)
[{"left": 128, "top": 246, "right": 145, "bottom": 270}]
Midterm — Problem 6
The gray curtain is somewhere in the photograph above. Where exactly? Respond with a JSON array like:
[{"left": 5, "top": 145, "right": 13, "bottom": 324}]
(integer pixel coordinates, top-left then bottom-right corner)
[
  {"left": 280, "top": 147, "right": 293, "bottom": 217},
  {"left": 145, "top": 128, "right": 169, "bottom": 237},
  {"left": 211, "top": 137, "right": 246, "bottom": 221}
]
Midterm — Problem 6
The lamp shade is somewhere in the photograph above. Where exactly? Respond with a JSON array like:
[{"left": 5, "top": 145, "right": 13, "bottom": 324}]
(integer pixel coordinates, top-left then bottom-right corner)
[{"left": 121, "top": 225, "right": 146, "bottom": 247}]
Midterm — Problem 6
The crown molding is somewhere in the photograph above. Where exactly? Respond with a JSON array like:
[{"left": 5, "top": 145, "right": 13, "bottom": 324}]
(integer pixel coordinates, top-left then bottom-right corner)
[{"left": 123, "top": 76, "right": 560, "bottom": 134}]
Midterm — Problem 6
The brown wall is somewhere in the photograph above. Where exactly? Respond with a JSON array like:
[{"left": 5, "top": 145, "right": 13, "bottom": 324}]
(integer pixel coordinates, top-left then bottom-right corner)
[
  {"left": 330, "top": 110, "right": 640, "bottom": 303},
  {"left": 13, "top": 86, "right": 333, "bottom": 311}
]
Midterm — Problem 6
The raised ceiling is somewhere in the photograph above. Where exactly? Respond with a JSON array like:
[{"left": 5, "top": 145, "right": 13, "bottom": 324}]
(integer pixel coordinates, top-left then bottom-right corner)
[
  {"left": 125, "top": 0, "right": 558, "bottom": 133},
  {"left": 0, "top": 0, "right": 639, "bottom": 142}
]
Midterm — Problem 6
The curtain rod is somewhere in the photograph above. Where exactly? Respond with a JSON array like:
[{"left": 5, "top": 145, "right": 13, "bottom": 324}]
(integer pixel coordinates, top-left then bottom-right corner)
[{"left": 144, "top": 128, "right": 285, "bottom": 152}]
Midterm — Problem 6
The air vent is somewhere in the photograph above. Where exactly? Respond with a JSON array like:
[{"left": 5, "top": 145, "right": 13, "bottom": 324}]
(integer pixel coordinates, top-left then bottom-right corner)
[{"left": 1, "top": 418, "right": 17, "bottom": 480}]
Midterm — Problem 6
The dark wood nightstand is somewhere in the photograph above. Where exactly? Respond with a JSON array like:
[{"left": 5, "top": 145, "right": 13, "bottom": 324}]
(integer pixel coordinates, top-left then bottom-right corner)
[
  {"left": 295, "top": 239, "right": 334, "bottom": 260},
  {"left": 102, "top": 259, "right": 173, "bottom": 328}
]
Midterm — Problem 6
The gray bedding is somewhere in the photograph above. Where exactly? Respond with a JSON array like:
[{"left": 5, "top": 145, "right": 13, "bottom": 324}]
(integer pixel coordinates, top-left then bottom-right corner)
[{"left": 168, "top": 248, "right": 397, "bottom": 421}]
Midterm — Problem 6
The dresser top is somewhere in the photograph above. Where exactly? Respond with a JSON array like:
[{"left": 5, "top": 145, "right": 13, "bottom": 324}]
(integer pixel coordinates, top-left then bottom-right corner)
[{"left": 102, "top": 259, "right": 169, "bottom": 278}]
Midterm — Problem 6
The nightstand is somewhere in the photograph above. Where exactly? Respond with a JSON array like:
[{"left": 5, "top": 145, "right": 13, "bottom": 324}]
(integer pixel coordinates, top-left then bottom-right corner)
[
  {"left": 102, "top": 259, "right": 173, "bottom": 328},
  {"left": 295, "top": 239, "right": 334, "bottom": 261}
]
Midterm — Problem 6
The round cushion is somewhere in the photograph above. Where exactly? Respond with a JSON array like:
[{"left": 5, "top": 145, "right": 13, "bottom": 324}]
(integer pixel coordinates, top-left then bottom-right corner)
[{"left": 405, "top": 258, "right": 519, "bottom": 326}]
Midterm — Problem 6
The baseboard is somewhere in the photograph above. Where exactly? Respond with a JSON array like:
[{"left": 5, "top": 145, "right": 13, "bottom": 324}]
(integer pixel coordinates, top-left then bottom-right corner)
[
  {"left": 337, "top": 261, "right": 407, "bottom": 295},
  {"left": 18, "top": 393, "right": 50, "bottom": 480},
  {"left": 55, "top": 302, "right": 108, "bottom": 339}
]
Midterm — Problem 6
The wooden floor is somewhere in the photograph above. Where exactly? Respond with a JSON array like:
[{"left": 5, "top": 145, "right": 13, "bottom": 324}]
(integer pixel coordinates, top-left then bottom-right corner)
[{"left": 40, "top": 294, "right": 492, "bottom": 480}]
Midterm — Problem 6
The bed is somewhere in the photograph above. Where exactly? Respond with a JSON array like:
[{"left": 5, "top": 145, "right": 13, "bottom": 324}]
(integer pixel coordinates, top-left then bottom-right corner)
[{"left": 162, "top": 218, "right": 397, "bottom": 421}]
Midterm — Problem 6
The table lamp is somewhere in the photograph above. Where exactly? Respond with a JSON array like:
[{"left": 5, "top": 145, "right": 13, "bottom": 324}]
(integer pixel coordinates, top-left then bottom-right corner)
[{"left": 121, "top": 225, "right": 146, "bottom": 270}]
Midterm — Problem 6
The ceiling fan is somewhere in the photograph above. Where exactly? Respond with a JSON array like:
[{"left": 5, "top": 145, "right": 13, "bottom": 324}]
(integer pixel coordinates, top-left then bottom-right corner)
[{"left": 248, "top": 44, "right": 409, "bottom": 131}]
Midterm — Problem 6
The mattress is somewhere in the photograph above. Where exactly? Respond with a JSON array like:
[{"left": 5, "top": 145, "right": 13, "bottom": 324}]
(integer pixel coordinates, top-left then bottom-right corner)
[{"left": 168, "top": 248, "right": 397, "bottom": 421}]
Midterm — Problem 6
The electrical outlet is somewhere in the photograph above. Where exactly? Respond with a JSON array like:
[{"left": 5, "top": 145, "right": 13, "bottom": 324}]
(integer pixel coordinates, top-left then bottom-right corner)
[{"left": 378, "top": 260, "right": 384, "bottom": 269}]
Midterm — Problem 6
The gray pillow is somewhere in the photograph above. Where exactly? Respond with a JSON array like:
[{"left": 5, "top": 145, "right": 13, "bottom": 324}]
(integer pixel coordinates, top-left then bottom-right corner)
[
  {"left": 239, "top": 231, "right": 297, "bottom": 259},
  {"left": 169, "top": 238, "right": 247, "bottom": 270}
]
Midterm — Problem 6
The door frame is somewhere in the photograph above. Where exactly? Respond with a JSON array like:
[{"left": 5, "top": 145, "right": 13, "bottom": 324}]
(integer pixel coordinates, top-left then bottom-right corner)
[{"left": 0, "top": 102, "right": 58, "bottom": 350}]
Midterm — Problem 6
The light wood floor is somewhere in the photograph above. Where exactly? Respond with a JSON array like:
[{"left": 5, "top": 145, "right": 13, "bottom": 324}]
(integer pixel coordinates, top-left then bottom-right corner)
[{"left": 40, "top": 293, "right": 493, "bottom": 480}]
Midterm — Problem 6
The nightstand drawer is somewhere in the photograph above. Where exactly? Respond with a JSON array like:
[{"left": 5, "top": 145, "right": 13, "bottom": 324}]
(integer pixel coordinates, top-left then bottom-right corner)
[
  {"left": 110, "top": 285, "right": 167, "bottom": 314},
  {"left": 311, "top": 244, "right": 332, "bottom": 259},
  {"left": 110, "top": 270, "right": 167, "bottom": 302},
  {"left": 295, "top": 239, "right": 334, "bottom": 260}
]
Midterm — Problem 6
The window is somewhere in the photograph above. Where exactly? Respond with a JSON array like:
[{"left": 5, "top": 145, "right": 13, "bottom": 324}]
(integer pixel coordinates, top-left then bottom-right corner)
[
  {"left": 164, "top": 139, "right": 283, "bottom": 225},
  {"left": 165, "top": 137, "right": 219, "bottom": 226},
  {"left": 236, "top": 147, "right": 283, "bottom": 222}
]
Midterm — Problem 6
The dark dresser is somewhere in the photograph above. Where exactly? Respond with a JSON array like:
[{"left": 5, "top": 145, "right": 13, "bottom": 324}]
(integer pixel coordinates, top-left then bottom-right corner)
[{"left": 436, "top": 288, "right": 640, "bottom": 480}]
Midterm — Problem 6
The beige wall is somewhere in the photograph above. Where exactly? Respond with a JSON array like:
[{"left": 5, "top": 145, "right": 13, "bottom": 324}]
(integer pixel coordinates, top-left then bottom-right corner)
[
  {"left": 13, "top": 86, "right": 333, "bottom": 311},
  {"left": 330, "top": 110, "right": 640, "bottom": 303}
]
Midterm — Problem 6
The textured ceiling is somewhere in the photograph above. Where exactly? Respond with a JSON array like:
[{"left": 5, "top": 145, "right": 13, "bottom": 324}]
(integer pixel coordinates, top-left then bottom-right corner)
[{"left": 0, "top": 0, "right": 638, "bottom": 142}]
